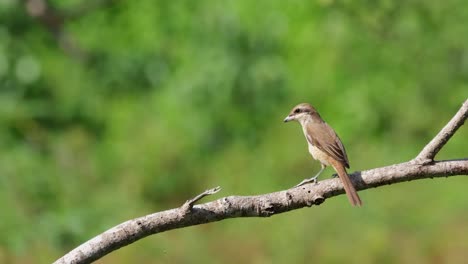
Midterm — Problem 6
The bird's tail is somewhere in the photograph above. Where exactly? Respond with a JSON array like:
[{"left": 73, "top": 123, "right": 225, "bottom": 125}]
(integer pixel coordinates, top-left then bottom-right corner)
[{"left": 332, "top": 162, "right": 362, "bottom": 207}]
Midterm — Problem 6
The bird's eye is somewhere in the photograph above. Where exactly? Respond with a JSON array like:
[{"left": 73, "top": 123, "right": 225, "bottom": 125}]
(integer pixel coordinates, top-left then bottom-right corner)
[{"left": 294, "top": 108, "right": 301, "bottom": 113}]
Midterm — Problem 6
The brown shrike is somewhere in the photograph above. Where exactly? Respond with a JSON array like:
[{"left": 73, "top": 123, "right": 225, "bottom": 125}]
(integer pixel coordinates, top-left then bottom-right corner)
[{"left": 284, "top": 103, "right": 362, "bottom": 206}]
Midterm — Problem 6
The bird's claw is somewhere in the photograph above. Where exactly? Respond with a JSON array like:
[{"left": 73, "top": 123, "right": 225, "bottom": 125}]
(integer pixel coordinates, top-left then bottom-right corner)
[
  {"left": 294, "top": 176, "right": 319, "bottom": 188},
  {"left": 331, "top": 173, "right": 338, "bottom": 178}
]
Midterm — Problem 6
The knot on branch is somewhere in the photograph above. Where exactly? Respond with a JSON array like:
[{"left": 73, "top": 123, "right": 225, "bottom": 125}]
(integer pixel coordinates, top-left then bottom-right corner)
[
  {"left": 258, "top": 199, "right": 282, "bottom": 217},
  {"left": 310, "top": 195, "right": 325, "bottom": 206}
]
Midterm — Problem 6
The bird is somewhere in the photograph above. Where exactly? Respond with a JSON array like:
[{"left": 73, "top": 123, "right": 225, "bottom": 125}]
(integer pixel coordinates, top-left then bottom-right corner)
[{"left": 284, "top": 103, "right": 362, "bottom": 206}]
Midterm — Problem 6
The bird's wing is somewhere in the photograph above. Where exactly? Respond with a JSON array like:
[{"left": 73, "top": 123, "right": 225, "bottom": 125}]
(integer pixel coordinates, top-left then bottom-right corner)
[{"left": 305, "top": 122, "right": 350, "bottom": 168}]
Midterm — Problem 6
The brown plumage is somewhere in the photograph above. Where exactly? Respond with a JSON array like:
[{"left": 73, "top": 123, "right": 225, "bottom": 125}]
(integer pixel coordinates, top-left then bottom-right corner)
[{"left": 284, "top": 103, "right": 362, "bottom": 206}]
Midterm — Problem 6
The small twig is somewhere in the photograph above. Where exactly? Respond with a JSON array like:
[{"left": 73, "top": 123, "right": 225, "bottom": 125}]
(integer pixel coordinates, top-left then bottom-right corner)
[
  {"left": 182, "top": 186, "right": 221, "bottom": 212},
  {"left": 413, "top": 99, "right": 468, "bottom": 164}
]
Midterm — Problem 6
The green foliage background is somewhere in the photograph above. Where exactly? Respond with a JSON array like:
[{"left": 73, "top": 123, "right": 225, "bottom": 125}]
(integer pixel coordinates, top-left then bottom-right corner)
[{"left": 0, "top": 1, "right": 467, "bottom": 263}]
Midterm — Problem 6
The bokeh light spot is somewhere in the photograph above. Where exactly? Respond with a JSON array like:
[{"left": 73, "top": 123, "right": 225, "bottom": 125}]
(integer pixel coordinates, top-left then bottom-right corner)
[{"left": 15, "top": 55, "right": 41, "bottom": 84}]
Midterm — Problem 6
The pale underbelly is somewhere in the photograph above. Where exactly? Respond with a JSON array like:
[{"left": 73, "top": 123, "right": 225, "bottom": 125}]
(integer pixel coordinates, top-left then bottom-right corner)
[{"left": 308, "top": 144, "right": 331, "bottom": 166}]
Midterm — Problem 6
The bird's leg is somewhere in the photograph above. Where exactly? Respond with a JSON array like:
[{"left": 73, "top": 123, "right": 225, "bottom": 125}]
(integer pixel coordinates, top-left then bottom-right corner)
[{"left": 295, "top": 165, "right": 326, "bottom": 187}]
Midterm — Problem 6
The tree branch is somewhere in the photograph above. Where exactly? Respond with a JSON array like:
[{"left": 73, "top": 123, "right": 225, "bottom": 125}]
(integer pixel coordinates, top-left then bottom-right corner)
[
  {"left": 413, "top": 99, "right": 468, "bottom": 164},
  {"left": 53, "top": 99, "right": 468, "bottom": 264}
]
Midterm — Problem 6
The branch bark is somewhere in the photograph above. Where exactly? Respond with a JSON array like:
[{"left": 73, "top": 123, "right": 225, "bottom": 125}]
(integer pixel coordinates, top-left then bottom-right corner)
[{"left": 54, "top": 99, "right": 468, "bottom": 264}]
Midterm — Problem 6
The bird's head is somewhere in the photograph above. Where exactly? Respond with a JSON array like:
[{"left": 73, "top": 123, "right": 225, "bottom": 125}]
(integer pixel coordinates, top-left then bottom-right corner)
[{"left": 283, "top": 103, "right": 317, "bottom": 123}]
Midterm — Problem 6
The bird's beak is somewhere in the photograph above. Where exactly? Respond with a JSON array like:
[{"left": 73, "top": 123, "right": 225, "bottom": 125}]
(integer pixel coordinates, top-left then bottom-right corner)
[{"left": 284, "top": 115, "right": 294, "bottom": 123}]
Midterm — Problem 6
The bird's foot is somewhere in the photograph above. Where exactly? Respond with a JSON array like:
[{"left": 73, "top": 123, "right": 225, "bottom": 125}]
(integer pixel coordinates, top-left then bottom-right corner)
[
  {"left": 294, "top": 176, "right": 319, "bottom": 187},
  {"left": 331, "top": 173, "right": 338, "bottom": 178}
]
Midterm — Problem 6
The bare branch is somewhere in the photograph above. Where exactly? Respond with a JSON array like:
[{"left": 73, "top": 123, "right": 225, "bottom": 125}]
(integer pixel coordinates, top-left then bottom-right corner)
[
  {"left": 53, "top": 100, "right": 468, "bottom": 264},
  {"left": 413, "top": 99, "right": 468, "bottom": 164}
]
